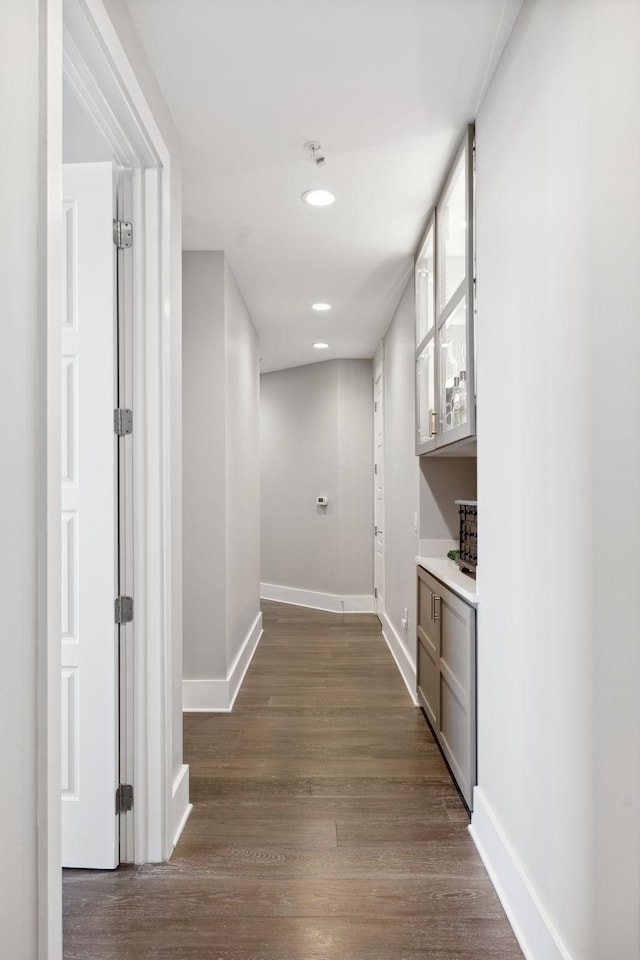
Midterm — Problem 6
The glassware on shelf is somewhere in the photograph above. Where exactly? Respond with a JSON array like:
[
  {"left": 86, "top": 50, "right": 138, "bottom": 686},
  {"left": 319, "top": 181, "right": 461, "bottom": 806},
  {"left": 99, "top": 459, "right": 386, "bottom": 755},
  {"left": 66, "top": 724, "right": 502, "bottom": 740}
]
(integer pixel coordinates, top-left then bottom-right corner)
[{"left": 458, "top": 370, "right": 467, "bottom": 425}]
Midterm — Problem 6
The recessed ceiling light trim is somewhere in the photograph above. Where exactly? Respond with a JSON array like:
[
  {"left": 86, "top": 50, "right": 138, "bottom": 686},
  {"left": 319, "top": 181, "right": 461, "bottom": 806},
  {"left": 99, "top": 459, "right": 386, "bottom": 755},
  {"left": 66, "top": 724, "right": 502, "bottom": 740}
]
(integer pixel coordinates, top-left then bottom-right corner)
[
  {"left": 313, "top": 342, "right": 329, "bottom": 349},
  {"left": 302, "top": 188, "right": 336, "bottom": 207},
  {"left": 311, "top": 302, "right": 332, "bottom": 312}
]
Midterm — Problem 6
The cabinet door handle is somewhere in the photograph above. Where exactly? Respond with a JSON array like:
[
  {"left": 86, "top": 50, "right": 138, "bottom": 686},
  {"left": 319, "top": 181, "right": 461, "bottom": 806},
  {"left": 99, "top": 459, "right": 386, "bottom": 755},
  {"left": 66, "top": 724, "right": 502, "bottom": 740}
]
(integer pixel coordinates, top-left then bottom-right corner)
[
  {"left": 430, "top": 410, "right": 438, "bottom": 437},
  {"left": 430, "top": 591, "right": 434, "bottom": 621},
  {"left": 434, "top": 595, "right": 441, "bottom": 621}
]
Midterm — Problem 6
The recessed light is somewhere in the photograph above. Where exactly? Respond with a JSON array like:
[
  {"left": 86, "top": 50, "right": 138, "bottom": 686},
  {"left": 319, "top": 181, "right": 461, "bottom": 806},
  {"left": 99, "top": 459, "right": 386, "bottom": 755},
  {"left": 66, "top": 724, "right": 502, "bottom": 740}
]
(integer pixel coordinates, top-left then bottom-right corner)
[
  {"left": 313, "top": 342, "right": 329, "bottom": 350},
  {"left": 312, "top": 302, "right": 332, "bottom": 312},
  {"left": 302, "top": 189, "right": 336, "bottom": 207}
]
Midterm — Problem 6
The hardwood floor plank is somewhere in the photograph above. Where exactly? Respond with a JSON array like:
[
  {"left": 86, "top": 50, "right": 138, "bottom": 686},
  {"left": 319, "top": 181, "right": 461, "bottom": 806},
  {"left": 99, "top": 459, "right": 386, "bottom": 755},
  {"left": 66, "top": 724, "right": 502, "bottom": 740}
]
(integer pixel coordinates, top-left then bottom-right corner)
[
  {"left": 63, "top": 600, "right": 521, "bottom": 959},
  {"left": 64, "top": 916, "right": 523, "bottom": 960},
  {"left": 64, "top": 876, "right": 511, "bottom": 921}
]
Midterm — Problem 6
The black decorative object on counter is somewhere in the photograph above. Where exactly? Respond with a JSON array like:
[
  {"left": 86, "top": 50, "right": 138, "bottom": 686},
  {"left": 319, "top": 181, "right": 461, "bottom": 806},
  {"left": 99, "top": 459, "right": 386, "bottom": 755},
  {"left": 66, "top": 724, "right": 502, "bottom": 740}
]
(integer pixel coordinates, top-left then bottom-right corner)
[{"left": 455, "top": 500, "right": 477, "bottom": 574}]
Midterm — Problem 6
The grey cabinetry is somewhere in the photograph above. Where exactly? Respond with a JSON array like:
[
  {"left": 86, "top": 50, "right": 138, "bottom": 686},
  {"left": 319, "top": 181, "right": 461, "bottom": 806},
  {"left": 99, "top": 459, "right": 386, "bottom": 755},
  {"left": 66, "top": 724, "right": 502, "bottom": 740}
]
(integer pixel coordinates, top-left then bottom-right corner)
[{"left": 417, "top": 565, "right": 476, "bottom": 808}]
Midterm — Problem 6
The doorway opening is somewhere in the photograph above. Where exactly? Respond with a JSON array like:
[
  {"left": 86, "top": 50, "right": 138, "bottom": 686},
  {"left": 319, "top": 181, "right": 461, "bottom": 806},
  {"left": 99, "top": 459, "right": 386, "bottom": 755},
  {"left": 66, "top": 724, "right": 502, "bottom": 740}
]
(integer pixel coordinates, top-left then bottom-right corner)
[{"left": 54, "top": 0, "right": 180, "bottom": 897}]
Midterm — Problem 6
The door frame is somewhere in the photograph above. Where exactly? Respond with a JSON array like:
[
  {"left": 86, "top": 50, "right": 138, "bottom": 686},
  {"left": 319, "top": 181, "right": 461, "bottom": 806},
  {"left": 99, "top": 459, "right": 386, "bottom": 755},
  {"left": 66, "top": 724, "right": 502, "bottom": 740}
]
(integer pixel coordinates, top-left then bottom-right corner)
[
  {"left": 46, "top": 0, "right": 177, "bottom": 936},
  {"left": 60, "top": 0, "right": 176, "bottom": 864}
]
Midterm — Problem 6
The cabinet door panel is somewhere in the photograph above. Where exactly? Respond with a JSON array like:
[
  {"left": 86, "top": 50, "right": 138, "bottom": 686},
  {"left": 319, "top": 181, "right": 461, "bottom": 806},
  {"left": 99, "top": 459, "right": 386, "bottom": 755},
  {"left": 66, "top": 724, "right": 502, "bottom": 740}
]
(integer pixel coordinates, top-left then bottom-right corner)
[
  {"left": 417, "top": 569, "right": 440, "bottom": 728},
  {"left": 440, "top": 598, "right": 471, "bottom": 692},
  {"left": 440, "top": 673, "right": 472, "bottom": 800},
  {"left": 438, "top": 588, "right": 476, "bottom": 808},
  {"left": 416, "top": 567, "right": 476, "bottom": 810},
  {"left": 418, "top": 637, "right": 439, "bottom": 731}
]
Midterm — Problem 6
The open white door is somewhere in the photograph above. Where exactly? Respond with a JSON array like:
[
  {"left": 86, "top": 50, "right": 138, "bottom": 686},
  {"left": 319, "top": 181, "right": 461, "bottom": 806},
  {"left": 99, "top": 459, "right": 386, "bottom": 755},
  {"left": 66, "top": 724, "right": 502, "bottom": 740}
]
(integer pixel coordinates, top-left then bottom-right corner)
[
  {"left": 374, "top": 344, "right": 385, "bottom": 619},
  {"left": 61, "top": 162, "right": 119, "bottom": 869}
]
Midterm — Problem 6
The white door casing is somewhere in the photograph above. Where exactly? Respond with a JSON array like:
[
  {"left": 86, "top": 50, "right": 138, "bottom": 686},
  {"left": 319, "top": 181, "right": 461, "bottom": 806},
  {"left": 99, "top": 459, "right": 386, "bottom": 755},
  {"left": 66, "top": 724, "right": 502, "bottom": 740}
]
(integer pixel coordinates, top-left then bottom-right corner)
[
  {"left": 374, "top": 343, "right": 385, "bottom": 619},
  {"left": 61, "top": 161, "right": 118, "bottom": 869}
]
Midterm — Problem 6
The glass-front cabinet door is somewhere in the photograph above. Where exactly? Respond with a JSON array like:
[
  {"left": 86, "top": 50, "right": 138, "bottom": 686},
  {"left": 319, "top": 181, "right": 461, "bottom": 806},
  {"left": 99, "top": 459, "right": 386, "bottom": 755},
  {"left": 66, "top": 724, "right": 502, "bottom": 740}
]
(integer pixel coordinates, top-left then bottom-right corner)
[
  {"left": 439, "top": 296, "right": 468, "bottom": 437},
  {"left": 416, "top": 338, "right": 436, "bottom": 448},
  {"left": 415, "top": 125, "right": 475, "bottom": 455},
  {"left": 415, "top": 215, "right": 437, "bottom": 453}
]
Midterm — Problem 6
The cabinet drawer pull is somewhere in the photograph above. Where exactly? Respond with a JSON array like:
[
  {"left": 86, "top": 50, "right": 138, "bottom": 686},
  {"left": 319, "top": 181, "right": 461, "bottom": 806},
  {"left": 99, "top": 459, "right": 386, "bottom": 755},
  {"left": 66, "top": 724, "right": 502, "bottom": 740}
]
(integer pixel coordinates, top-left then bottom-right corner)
[
  {"left": 434, "top": 595, "right": 441, "bottom": 621},
  {"left": 430, "top": 410, "right": 437, "bottom": 437}
]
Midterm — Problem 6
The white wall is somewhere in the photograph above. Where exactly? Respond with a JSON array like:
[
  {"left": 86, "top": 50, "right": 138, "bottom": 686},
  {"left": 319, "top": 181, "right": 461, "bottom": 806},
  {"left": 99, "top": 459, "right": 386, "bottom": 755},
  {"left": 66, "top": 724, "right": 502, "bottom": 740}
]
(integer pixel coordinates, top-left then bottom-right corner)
[
  {"left": 380, "top": 278, "right": 477, "bottom": 698},
  {"left": 182, "top": 252, "right": 262, "bottom": 710},
  {"left": 473, "top": 2, "right": 640, "bottom": 959},
  {"left": 0, "top": 3, "right": 58, "bottom": 955},
  {"left": 379, "top": 282, "right": 421, "bottom": 690},
  {"left": 261, "top": 359, "right": 374, "bottom": 610},
  {"left": 224, "top": 260, "right": 261, "bottom": 672}
]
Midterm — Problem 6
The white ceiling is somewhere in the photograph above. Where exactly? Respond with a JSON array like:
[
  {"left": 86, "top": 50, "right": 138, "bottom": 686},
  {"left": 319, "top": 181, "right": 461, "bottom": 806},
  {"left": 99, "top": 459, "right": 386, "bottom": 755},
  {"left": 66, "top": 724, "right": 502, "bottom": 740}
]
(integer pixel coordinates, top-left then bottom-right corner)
[{"left": 125, "top": 0, "right": 522, "bottom": 372}]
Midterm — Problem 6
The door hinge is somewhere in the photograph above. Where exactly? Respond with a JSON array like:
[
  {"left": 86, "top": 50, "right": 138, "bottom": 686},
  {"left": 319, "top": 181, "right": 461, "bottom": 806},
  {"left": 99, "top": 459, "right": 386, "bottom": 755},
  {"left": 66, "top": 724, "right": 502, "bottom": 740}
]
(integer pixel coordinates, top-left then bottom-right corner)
[
  {"left": 374, "top": 464, "right": 378, "bottom": 475},
  {"left": 115, "top": 783, "right": 133, "bottom": 815},
  {"left": 115, "top": 595, "right": 133, "bottom": 624},
  {"left": 374, "top": 587, "right": 378, "bottom": 599},
  {"left": 114, "top": 408, "right": 133, "bottom": 436},
  {"left": 374, "top": 401, "right": 378, "bottom": 412},
  {"left": 113, "top": 219, "right": 133, "bottom": 249}
]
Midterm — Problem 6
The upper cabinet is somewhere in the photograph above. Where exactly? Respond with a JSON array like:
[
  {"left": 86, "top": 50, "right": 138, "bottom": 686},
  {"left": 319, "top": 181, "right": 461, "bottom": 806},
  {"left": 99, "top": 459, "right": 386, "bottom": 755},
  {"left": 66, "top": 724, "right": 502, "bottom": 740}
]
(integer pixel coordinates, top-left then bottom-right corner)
[{"left": 415, "top": 125, "right": 475, "bottom": 456}]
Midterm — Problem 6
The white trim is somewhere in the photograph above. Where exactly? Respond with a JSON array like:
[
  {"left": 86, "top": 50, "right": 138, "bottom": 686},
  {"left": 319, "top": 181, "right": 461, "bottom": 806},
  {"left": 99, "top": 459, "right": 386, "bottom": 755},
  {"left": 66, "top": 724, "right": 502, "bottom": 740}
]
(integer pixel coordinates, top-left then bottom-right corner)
[
  {"left": 228, "top": 612, "right": 263, "bottom": 709},
  {"left": 261, "top": 583, "right": 375, "bottom": 614},
  {"left": 183, "top": 678, "right": 231, "bottom": 713},
  {"left": 380, "top": 611, "right": 419, "bottom": 705},
  {"left": 44, "top": 4, "right": 64, "bottom": 957},
  {"left": 183, "top": 612, "right": 263, "bottom": 713},
  {"left": 469, "top": 788, "right": 574, "bottom": 960},
  {"left": 59, "top": 0, "right": 177, "bottom": 869},
  {"left": 169, "top": 764, "right": 192, "bottom": 853}
]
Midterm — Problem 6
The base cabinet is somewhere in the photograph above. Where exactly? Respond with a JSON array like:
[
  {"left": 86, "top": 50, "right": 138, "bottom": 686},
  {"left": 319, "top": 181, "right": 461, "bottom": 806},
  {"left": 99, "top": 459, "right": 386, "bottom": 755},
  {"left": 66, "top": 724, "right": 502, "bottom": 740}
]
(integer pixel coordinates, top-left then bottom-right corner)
[{"left": 417, "top": 565, "right": 476, "bottom": 808}]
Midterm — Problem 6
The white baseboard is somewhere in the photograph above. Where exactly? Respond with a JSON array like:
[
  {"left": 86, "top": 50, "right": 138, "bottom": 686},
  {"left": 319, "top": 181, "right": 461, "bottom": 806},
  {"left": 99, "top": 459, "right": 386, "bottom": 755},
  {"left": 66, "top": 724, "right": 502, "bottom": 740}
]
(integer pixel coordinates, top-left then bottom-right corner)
[
  {"left": 228, "top": 611, "right": 263, "bottom": 710},
  {"left": 182, "top": 611, "right": 263, "bottom": 713},
  {"left": 182, "top": 676, "right": 230, "bottom": 711},
  {"left": 169, "top": 764, "right": 192, "bottom": 853},
  {"left": 380, "top": 610, "right": 419, "bottom": 705},
  {"left": 469, "top": 788, "right": 574, "bottom": 960},
  {"left": 260, "top": 582, "right": 374, "bottom": 614}
]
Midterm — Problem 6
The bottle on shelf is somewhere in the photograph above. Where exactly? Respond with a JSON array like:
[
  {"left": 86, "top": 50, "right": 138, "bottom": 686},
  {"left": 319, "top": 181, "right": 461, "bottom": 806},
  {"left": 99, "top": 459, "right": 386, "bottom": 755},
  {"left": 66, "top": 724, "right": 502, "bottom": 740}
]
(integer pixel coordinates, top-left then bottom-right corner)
[
  {"left": 458, "top": 369, "right": 467, "bottom": 423},
  {"left": 452, "top": 376, "right": 461, "bottom": 426}
]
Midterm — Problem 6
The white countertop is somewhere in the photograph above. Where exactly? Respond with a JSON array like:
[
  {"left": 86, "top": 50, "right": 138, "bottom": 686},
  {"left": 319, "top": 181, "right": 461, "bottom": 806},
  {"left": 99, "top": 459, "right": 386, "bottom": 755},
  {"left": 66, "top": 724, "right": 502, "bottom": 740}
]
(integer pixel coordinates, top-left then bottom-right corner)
[{"left": 415, "top": 555, "right": 479, "bottom": 605}]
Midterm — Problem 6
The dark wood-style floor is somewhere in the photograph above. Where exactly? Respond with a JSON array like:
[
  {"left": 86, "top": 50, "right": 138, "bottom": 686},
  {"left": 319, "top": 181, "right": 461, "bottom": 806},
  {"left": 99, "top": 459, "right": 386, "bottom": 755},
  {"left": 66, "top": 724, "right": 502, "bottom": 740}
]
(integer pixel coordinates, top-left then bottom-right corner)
[{"left": 64, "top": 601, "right": 523, "bottom": 959}]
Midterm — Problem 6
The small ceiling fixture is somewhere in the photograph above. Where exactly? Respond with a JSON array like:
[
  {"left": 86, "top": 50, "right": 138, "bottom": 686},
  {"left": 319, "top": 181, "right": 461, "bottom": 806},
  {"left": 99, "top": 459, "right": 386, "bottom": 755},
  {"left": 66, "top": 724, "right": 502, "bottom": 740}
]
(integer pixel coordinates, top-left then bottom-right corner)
[
  {"left": 313, "top": 342, "right": 329, "bottom": 350},
  {"left": 304, "top": 141, "right": 326, "bottom": 167},
  {"left": 312, "top": 302, "right": 332, "bottom": 312},
  {"left": 302, "top": 188, "right": 336, "bottom": 207}
]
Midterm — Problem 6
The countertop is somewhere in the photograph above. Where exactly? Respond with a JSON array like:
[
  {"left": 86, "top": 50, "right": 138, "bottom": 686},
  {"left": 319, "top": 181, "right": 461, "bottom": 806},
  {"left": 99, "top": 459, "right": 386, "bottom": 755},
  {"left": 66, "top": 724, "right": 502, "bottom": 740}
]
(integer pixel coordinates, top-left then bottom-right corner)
[{"left": 415, "top": 555, "right": 479, "bottom": 606}]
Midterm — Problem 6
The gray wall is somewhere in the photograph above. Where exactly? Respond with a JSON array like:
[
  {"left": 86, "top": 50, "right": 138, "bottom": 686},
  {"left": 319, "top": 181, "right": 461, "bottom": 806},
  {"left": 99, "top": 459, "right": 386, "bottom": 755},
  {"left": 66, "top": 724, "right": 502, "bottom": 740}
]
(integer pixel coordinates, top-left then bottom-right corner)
[
  {"left": 182, "top": 252, "right": 261, "bottom": 688},
  {"left": 224, "top": 260, "right": 261, "bottom": 668},
  {"left": 261, "top": 359, "right": 373, "bottom": 598},
  {"left": 419, "top": 458, "right": 477, "bottom": 539},
  {"left": 182, "top": 253, "right": 227, "bottom": 679},
  {"left": 475, "top": 0, "right": 640, "bottom": 956}
]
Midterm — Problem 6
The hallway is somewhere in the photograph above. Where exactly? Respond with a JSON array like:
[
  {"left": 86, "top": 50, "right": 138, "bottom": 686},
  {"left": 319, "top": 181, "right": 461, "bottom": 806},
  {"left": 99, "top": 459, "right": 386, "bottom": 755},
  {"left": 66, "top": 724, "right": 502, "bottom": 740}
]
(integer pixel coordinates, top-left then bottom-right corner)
[{"left": 63, "top": 601, "right": 523, "bottom": 959}]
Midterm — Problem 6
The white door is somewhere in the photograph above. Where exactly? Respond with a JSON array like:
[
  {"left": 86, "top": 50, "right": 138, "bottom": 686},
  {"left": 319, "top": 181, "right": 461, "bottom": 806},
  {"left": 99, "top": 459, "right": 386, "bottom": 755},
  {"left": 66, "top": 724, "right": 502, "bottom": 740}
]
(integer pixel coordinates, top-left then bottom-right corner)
[
  {"left": 373, "top": 345, "right": 385, "bottom": 619},
  {"left": 61, "top": 162, "right": 119, "bottom": 869}
]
